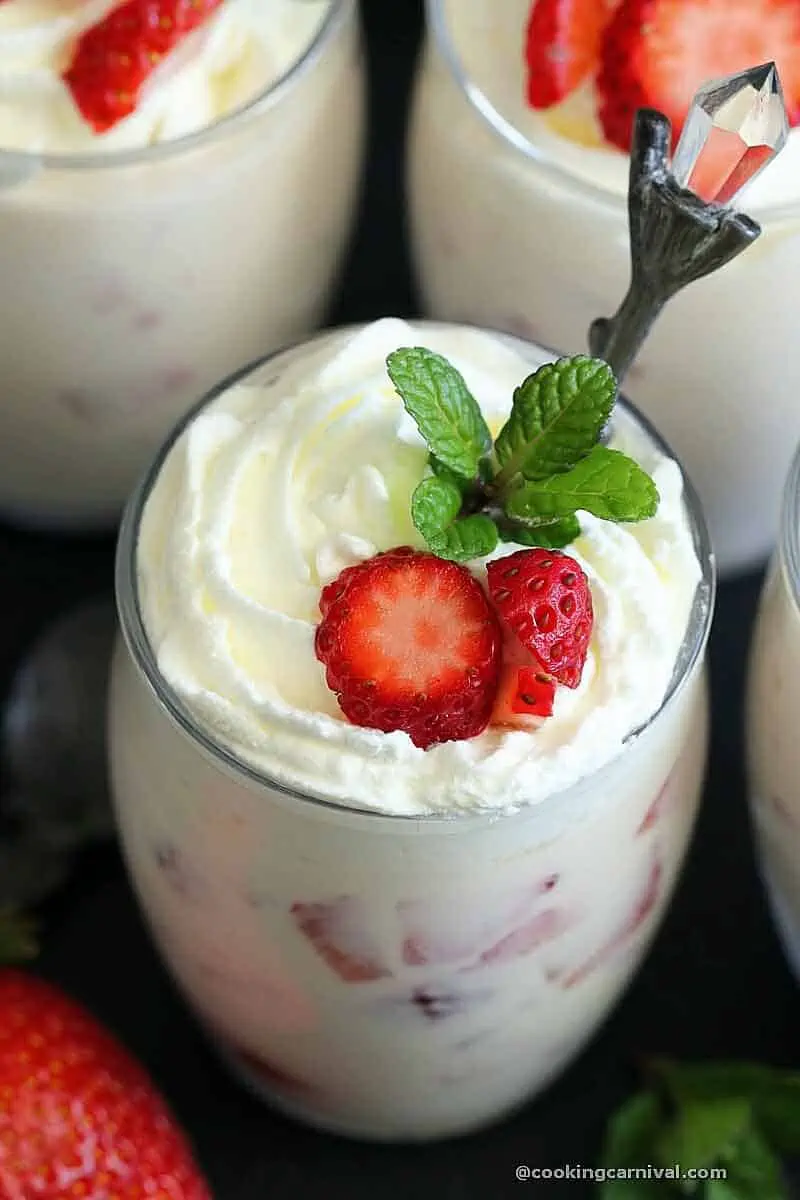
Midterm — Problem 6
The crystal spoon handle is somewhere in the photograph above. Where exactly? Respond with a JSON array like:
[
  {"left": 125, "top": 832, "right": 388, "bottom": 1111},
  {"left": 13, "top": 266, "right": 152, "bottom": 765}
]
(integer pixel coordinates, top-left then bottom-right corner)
[{"left": 590, "top": 62, "right": 787, "bottom": 384}]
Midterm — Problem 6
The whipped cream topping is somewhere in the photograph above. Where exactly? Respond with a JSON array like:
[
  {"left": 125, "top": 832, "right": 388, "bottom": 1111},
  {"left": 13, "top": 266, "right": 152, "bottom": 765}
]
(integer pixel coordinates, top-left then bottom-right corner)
[
  {"left": 0, "top": 0, "right": 331, "bottom": 153},
  {"left": 443, "top": 0, "right": 799, "bottom": 210},
  {"left": 137, "top": 320, "right": 703, "bottom": 817}
]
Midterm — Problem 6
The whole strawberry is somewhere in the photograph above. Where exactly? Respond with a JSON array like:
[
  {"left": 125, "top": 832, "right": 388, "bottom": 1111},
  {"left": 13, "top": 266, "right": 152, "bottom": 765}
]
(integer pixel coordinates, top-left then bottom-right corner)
[{"left": 0, "top": 969, "right": 210, "bottom": 1199}]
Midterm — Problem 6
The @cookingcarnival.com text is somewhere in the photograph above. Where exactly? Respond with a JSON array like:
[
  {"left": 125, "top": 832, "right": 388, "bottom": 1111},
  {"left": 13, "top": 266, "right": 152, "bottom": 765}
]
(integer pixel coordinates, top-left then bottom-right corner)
[{"left": 514, "top": 1163, "right": 728, "bottom": 1183}]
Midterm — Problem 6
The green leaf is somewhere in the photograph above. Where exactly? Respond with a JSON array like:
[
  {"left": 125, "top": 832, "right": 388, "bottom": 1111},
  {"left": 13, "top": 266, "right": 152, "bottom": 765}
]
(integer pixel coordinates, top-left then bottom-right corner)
[
  {"left": 498, "top": 514, "right": 581, "bottom": 549},
  {"left": 706, "top": 1184, "right": 746, "bottom": 1200},
  {"left": 411, "top": 475, "right": 462, "bottom": 540},
  {"left": 428, "top": 515, "right": 499, "bottom": 563},
  {"left": 656, "top": 1099, "right": 752, "bottom": 1173},
  {"left": 387, "top": 348, "right": 492, "bottom": 480},
  {"left": 411, "top": 476, "right": 498, "bottom": 562},
  {"left": 721, "top": 1123, "right": 787, "bottom": 1200},
  {"left": 505, "top": 445, "right": 659, "bottom": 525},
  {"left": 429, "top": 454, "right": 467, "bottom": 493},
  {"left": 494, "top": 355, "right": 616, "bottom": 484},
  {"left": 651, "top": 1060, "right": 800, "bottom": 1157},
  {"left": 599, "top": 1091, "right": 669, "bottom": 1200}
]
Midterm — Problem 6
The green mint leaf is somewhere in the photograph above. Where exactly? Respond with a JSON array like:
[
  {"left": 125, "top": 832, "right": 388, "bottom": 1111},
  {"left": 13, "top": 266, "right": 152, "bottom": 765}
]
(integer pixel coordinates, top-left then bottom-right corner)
[
  {"left": 494, "top": 355, "right": 616, "bottom": 484},
  {"left": 411, "top": 476, "right": 462, "bottom": 541},
  {"left": 498, "top": 514, "right": 581, "bottom": 549},
  {"left": 429, "top": 454, "right": 467, "bottom": 494},
  {"left": 387, "top": 347, "right": 492, "bottom": 480},
  {"left": 655, "top": 1099, "right": 752, "bottom": 1173},
  {"left": 428, "top": 515, "right": 498, "bottom": 563},
  {"left": 720, "top": 1123, "right": 787, "bottom": 1200},
  {"left": 599, "top": 1091, "right": 669, "bottom": 1200},
  {"left": 651, "top": 1060, "right": 800, "bottom": 1157},
  {"left": 706, "top": 1185, "right": 747, "bottom": 1200},
  {"left": 505, "top": 445, "right": 659, "bottom": 525},
  {"left": 411, "top": 476, "right": 497, "bottom": 562}
]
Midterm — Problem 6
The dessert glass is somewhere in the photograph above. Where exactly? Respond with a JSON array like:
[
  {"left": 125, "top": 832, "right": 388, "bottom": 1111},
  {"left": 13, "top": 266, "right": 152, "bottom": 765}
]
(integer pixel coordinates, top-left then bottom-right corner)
[
  {"left": 747, "top": 445, "right": 800, "bottom": 981},
  {"left": 109, "top": 323, "right": 714, "bottom": 1142},
  {"left": 407, "top": 0, "right": 794, "bottom": 576},
  {"left": 0, "top": 0, "right": 364, "bottom": 532}
]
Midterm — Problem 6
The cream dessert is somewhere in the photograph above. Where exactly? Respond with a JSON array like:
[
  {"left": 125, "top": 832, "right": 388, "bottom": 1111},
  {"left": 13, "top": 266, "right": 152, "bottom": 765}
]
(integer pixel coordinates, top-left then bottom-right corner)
[
  {"left": 408, "top": 0, "right": 795, "bottom": 574},
  {"left": 109, "top": 320, "right": 713, "bottom": 1140},
  {"left": 0, "top": 0, "right": 364, "bottom": 528},
  {"left": 748, "top": 446, "right": 800, "bottom": 982}
]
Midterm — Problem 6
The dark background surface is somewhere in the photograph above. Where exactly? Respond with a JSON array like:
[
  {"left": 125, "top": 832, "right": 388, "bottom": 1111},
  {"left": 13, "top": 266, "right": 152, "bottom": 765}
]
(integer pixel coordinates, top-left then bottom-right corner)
[{"left": 2, "top": 2, "right": 798, "bottom": 1196}]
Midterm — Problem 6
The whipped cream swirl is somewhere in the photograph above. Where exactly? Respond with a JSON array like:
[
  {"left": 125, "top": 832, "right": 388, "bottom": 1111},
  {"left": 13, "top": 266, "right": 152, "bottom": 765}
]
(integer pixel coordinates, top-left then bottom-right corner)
[
  {"left": 0, "top": 0, "right": 331, "bottom": 153},
  {"left": 137, "top": 319, "right": 703, "bottom": 816}
]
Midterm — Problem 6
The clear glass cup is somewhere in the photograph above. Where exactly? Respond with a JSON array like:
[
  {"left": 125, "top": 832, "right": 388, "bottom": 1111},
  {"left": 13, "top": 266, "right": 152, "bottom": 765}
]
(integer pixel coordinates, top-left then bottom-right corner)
[
  {"left": 747, "top": 446, "right": 800, "bottom": 981},
  {"left": 0, "top": 0, "right": 364, "bottom": 532},
  {"left": 407, "top": 0, "right": 796, "bottom": 577},
  {"left": 109, "top": 322, "right": 714, "bottom": 1142}
]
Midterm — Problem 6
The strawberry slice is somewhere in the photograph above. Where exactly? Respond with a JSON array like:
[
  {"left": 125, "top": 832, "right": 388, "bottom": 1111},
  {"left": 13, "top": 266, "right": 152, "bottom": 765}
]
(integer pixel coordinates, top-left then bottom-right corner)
[
  {"left": 598, "top": 0, "right": 800, "bottom": 156},
  {"left": 492, "top": 664, "right": 556, "bottom": 727},
  {"left": 315, "top": 547, "right": 502, "bottom": 749},
  {"left": 290, "top": 898, "right": 392, "bottom": 983},
  {"left": 560, "top": 857, "right": 662, "bottom": 987},
  {"left": 63, "top": 0, "right": 224, "bottom": 134},
  {"left": 486, "top": 549, "right": 593, "bottom": 689},
  {"left": 526, "top": 0, "right": 619, "bottom": 109}
]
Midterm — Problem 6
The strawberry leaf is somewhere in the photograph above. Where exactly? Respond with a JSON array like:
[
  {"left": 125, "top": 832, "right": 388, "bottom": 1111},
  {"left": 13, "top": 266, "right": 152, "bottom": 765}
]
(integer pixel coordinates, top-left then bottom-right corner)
[
  {"left": 506, "top": 445, "right": 659, "bottom": 525},
  {"left": 387, "top": 348, "right": 492, "bottom": 480},
  {"left": 494, "top": 355, "right": 616, "bottom": 485}
]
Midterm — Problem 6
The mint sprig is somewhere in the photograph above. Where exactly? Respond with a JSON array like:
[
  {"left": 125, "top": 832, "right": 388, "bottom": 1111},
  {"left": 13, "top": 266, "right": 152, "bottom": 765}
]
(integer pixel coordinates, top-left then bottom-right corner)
[
  {"left": 600, "top": 1060, "right": 800, "bottom": 1200},
  {"left": 387, "top": 348, "right": 659, "bottom": 562}
]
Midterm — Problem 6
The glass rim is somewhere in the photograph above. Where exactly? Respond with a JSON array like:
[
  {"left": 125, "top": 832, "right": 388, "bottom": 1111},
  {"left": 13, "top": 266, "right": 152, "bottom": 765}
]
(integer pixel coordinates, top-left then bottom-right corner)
[
  {"left": 115, "top": 320, "right": 716, "bottom": 827},
  {"left": 424, "top": 0, "right": 797, "bottom": 223},
  {"left": 780, "top": 440, "right": 800, "bottom": 607},
  {"left": 0, "top": 0, "right": 348, "bottom": 172}
]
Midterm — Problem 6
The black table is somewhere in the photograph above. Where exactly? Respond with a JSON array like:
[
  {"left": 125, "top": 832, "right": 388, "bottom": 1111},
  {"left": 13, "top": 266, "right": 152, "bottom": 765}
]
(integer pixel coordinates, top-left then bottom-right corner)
[{"left": 2, "top": 4, "right": 798, "bottom": 1197}]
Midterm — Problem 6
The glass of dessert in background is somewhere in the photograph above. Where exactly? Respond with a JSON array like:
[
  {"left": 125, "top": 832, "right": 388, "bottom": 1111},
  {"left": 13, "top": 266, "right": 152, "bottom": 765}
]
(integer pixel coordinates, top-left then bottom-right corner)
[
  {"left": 0, "top": 0, "right": 364, "bottom": 531},
  {"left": 747, "top": 445, "right": 800, "bottom": 982},
  {"left": 109, "top": 316, "right": 714, "bottom": 1141},
  {"left": 407, "top": 0, "right": 795, "bottom": 575}
]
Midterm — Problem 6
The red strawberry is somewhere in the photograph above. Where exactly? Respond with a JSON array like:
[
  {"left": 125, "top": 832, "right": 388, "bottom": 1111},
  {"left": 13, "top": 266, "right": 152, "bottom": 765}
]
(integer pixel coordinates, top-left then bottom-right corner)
[
  {"left": 492, "top": 664, "right": 557, "bottom": 727},
  {"left": 526, "top": 0, "right": 619, "bottom": 108},
  {"left": 315, "top": 548, "right": 502, "bottom": 748},
  {"left": 63, "top": 0, "right": 224, "bottom": 133},
  {"left": 291, "top": 898, "right": 393, "bottom": 983},
  {"left": 0, "top": 970, "right": 210, "bottom": 1199},
  {"left": 486, "top": 549, "right": 593, "bottom": 689},
  {"left": 598, "top": 0, "right": 800, "bottom": 158}
]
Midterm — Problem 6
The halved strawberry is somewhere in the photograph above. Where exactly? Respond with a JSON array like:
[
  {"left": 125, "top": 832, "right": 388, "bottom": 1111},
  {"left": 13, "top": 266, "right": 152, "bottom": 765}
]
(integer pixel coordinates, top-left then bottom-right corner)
[
  {"left": 526, "top": 0, "right": 619, "bottom": 109},
  {"left": 487, "top": 549, "right": 593, "bottom": 689},
  {"left": 598, "top": 0, "right": 800, "bottom": 156},
  {"left": 290, "top": 898, "right": 392, "bottom": 983},
  {"left": 63, "top": 0, "right": 224, "bottom": 134},
  {"left": 315, "top": 548, "right": 502, "bottom": 748}
]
